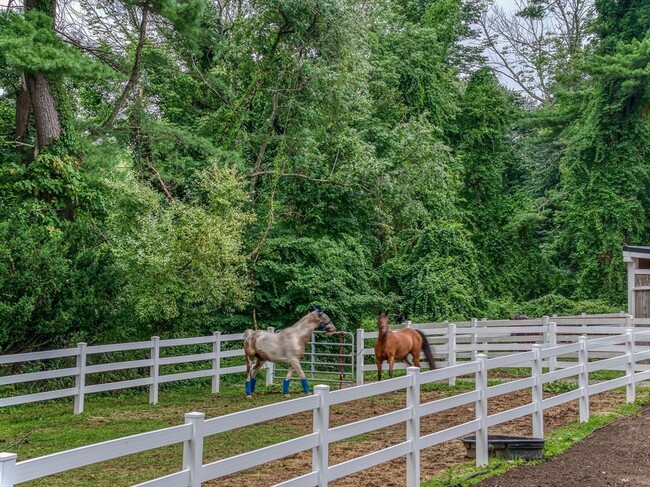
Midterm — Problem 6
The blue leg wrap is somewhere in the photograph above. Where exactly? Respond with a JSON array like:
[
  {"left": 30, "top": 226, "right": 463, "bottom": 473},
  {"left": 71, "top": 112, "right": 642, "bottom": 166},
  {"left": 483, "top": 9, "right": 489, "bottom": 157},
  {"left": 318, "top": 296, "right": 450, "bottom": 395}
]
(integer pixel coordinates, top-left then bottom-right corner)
[
  {"left": 283, "top": 378, "right": 291, "bottom": 395},
  {"left": 245, "top": 381, "right": 252, "bottom": 396},
  {"left": 301, "top": 378, "right": 310, "bottom": 394},
  {"left": 250, "top": 377, "right": 257, "bottom": 393}
]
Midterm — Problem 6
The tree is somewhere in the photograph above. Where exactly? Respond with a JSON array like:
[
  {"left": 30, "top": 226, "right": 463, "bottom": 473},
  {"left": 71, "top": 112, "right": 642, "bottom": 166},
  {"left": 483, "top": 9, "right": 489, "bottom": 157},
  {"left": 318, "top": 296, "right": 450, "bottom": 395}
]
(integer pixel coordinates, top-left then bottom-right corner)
[
  {"left": 480, "top": 0, "right": 596, "bottom": 102},
  {"left": 554, "top": 0, "right": 650, "bottom": 302},
  {"left": 456, "top": 69, "right": 537, "bottom": 298}
]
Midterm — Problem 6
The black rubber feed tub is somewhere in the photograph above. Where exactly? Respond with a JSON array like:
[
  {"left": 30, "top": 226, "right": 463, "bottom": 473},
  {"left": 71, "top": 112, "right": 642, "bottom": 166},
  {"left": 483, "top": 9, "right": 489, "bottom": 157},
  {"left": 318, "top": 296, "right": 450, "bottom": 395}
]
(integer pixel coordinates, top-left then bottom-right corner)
[{"left": 461, "top": 435, "right": 545, "bottom": 460}]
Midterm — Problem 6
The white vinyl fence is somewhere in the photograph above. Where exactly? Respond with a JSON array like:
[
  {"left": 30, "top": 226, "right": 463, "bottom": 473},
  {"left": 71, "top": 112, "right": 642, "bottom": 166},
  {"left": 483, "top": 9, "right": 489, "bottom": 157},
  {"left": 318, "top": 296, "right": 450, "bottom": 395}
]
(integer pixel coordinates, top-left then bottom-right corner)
[
  {"left": 2, "top": 327, "right": 650, "bottom": 487},
  {"left": 0, "top": 329, "right": 357, "bottom": 414},
  {"left": 0, "top": 331, "right": 252, "bottom": 413},
  {"left": 356, "top": 312, "right": 650, "bottom": 384},
  {"left": 2, "top": 313, "right": 649, "bottom": 414}
]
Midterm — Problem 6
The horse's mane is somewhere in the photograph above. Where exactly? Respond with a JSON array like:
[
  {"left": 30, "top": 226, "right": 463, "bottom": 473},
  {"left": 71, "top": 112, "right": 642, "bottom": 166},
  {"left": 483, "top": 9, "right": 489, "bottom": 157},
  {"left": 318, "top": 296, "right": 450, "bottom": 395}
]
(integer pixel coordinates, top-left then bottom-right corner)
[{"left": 283, "top": 311, "right": 314, "bottom": 331}]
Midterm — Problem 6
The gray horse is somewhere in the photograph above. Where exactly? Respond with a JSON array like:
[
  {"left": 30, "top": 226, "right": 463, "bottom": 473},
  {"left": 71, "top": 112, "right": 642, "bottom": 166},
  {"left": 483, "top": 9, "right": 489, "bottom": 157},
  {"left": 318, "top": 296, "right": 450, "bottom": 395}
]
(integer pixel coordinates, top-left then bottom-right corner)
[{"left": 243, "top": 307, "right": 336, "bottom": 398}]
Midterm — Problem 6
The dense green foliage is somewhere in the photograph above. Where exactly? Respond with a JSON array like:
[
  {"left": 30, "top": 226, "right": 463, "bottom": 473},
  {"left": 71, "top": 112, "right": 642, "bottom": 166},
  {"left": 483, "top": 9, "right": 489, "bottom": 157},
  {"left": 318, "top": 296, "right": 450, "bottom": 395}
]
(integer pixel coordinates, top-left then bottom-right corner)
[{"left": 1, "top": 0, "right": 648, "bottom": 352}]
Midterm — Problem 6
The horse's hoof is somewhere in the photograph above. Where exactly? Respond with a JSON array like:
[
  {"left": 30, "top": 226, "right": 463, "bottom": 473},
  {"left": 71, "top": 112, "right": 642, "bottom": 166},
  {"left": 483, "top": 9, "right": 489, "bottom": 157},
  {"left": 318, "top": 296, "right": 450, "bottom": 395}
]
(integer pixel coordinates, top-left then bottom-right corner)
[
  {"left": 245, "top": 395, "right": 252, "bottom": 399},
  {"left": 305, "top": 392, "right": 312, "bottom": 396},
  {"left": 284, "top": 394, "right": 291, "bottom": 398}
]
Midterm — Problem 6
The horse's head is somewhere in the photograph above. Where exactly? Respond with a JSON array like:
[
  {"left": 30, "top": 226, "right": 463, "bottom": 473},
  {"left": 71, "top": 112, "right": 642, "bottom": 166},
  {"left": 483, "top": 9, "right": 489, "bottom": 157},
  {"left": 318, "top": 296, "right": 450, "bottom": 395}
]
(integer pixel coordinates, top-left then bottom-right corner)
[
  {"left": 312, "top": 307, "right": 336, "bottom": 334},
  {"left": 377, "top": 313, "right": 390, "bottom": 336}
]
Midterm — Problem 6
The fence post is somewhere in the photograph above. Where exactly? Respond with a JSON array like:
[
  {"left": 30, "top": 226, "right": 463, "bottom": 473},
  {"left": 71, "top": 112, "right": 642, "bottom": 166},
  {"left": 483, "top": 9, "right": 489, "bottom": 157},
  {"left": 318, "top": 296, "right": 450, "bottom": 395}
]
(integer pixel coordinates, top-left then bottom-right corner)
[
  {"left": 0, "top": 452, "right": 17, "bottom": 487},
  {"left": 547, "top": 320, "right": 557, "bottom": 373},
  {"left": 625, "top": 314, "right": 633, "bottom": 329},
  {"left": 448, "top": 323, "right": 456, "bottom": 386},
  {"left": 266, "top": 327, "right": 275, "bottom": 387},
  {"left": 531, "top": 344, "right": 544, "bottom": 438},
  {"left": 356, "top": 329, "right": 365, "bottom": 385},
  {"left": 578, "top": 335, "right": 590, "bottom": 423},
  {"left": 212, "top": 332, "right": 221, "bottom": 394},
  {"left": 406, "top": 320, "right": 412, "bottom": 328},
  {"left": 470, "top": 318, "right": 477, "bottom": 361},
  {"left": 481, "top": 318, "right": 488, "bottom": 355},
  {"left": 311, "top": 333, "right": 316, "bottom": 380},
  {"left": 149, "top": 336, "right": 160, "bottom": 404},
  {"left": 313, "top": 385, "right": 330, "bottom": 486},
  {"left": 406, "top": 367, "right": 421, "bottom": 487},
  {"left": 183, "top": 412, "right": 205, "bottom": 487},
  {"left": 625, "top": 328, "right": 636, "bottom": 404},
  {"left": 475, "top": 354, "right": 489, "bottom": 467},
  {"left": 74, "top": 342, "right": 87, "bottom": 414}
]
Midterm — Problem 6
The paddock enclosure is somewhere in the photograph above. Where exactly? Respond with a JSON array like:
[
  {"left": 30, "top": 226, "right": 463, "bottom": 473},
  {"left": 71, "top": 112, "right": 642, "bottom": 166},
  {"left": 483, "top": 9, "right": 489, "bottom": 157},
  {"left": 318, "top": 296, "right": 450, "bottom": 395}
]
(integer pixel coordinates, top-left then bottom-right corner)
[{"left": 2, "top": 312, "right": 650, "bottom": 486}]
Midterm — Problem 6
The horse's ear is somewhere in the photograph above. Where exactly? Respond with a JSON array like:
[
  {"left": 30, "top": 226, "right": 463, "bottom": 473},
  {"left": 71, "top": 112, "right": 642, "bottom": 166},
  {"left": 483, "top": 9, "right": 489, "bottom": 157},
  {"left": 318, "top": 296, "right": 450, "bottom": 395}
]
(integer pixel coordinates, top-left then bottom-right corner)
[{"left": 312, "top": 305, "right": 322, "bottom": 315}]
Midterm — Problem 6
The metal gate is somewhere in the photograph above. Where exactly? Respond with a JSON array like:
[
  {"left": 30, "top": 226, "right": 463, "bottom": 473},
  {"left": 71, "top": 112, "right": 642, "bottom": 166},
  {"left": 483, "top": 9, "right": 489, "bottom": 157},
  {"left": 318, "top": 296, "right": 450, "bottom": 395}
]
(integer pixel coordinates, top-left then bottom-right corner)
[{"left": 272, "top": 331, "right": 355, "bottom": 388}]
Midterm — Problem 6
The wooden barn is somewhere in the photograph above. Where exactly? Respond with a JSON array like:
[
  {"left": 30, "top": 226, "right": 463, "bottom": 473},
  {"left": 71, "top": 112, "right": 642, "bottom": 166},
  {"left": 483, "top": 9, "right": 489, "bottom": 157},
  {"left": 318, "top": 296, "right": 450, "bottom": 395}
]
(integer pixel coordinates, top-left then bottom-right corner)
[{"left": 623, "top": 245, "right": 650, "bottom": 318}]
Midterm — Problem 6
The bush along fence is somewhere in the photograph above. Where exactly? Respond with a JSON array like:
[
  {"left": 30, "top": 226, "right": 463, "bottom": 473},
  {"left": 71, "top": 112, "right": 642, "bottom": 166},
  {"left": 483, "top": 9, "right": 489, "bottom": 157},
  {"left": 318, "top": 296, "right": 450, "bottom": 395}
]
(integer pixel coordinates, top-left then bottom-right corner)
[
  {"left": 1, "top": 327, "right": 650, "bottom": 487},
  {"left": 1, "top": 312, "right": 649, "bottom": 414}
]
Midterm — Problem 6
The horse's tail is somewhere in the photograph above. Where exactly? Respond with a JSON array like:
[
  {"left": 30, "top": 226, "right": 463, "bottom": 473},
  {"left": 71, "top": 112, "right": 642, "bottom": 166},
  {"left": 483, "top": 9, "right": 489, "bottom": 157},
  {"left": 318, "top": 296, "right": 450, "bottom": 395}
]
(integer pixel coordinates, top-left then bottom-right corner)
[
  {"left": 416, "top": 329, "right": 436, "bottom": 370},
  {"left": 243, "top": 329, "right": 255, "bottom": 347}
]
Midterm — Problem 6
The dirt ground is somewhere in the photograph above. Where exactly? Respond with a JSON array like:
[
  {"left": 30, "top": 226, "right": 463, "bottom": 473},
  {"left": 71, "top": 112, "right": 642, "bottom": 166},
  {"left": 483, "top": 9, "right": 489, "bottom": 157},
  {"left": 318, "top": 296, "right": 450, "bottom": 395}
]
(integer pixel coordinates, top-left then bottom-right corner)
[
  {"left": 207, "top": 387, "right": 631, "bottom": 487},
  {"left": 474, "top": 405, "right": 650, "bottom": 487}
]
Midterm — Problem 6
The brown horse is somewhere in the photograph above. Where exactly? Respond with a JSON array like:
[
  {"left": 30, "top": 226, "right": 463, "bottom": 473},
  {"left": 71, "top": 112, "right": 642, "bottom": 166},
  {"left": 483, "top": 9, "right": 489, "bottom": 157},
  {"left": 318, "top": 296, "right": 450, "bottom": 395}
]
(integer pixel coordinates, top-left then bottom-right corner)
[
  {"left": 243, "top": 307, "right": 336, "bottom": 398},
  {"left": 374, "top": 313, "right": 436, "bottom": 380}
]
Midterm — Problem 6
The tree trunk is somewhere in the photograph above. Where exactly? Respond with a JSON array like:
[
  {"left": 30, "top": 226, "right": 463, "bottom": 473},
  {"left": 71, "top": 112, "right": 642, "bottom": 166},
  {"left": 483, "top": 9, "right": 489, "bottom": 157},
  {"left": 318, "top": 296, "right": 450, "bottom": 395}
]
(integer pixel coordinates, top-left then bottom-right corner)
[
  {"left": 14, "top": 0, "right": 62, "bottom": 154},
  {"left": 15, "top": 78, "right": 31, "bottom": 143},
  {"left": 26, "top": 73, "right": 61, "bottom": 148}
]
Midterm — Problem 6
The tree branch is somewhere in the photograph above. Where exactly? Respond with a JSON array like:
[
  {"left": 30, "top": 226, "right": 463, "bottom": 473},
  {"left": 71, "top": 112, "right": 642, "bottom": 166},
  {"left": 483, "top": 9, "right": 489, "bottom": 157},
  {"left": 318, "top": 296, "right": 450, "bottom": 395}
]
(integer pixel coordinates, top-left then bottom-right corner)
[
  {"left": 249, "top": 90, "right": 280, "bottom": 199},
  {"left": 99, "top": 7, "right": 148, "bottom": 132},
  {"left": 146, "top": 159, "right": 174, "bottom": 202}
]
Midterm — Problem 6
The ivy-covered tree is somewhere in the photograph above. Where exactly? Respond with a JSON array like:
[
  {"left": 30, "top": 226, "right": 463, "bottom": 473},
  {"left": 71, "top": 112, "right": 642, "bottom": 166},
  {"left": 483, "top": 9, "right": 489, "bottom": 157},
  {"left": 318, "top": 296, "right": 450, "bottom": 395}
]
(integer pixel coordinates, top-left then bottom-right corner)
[
  {"left": 555, "top": 0, "right": 650, "bottom": 302},
  {"left": 455, "top": 68, "right": 548, "bottom": 301}
]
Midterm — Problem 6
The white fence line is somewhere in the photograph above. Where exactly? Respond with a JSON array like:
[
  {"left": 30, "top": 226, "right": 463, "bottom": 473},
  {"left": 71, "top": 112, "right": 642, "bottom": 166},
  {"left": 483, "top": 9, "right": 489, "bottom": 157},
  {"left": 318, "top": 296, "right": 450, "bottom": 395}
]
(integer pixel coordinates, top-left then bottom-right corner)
[
  {"left": 355, "top": 314, "right": 650, "bottom": 385},
  {"left": 0, "top": 332, "right": 247, "bottom": 412},
  {"left": 2, "top": 313, "right": 648, "bottom": 413},
  {"left": 3, "top": 327, "right": 650, "bottom": 486}
]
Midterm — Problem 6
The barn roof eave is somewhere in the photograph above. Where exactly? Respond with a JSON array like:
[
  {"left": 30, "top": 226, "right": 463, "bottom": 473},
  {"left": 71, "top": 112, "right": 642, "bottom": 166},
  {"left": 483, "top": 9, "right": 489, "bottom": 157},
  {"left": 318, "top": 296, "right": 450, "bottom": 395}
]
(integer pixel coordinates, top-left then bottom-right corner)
[{"left": 623, "top": 245, "right": 650, "bottom": 262}]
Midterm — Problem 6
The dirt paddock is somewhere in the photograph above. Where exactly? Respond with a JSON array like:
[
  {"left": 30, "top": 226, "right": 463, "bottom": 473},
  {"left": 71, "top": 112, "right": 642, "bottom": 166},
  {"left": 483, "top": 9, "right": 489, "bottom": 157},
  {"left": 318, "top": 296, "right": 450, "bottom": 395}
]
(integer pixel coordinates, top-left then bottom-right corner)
[
  {"left": 209, "top": 387, "right": 634, "bottom": 486},
  {"left": 475, "top": 405, "right": 650, "bottom": 487}
]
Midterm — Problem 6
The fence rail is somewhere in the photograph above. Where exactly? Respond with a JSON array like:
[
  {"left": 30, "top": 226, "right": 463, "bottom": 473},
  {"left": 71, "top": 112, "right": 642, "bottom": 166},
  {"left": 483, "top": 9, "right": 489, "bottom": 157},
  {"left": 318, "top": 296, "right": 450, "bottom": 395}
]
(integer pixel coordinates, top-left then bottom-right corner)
[
  {"left": 2, "top": 327, "right": 650, "bottom": 486},
  {"left": 0, "top": 329, "right": 266, "bottom": 412},
  {"left": 355, "top": 314, "right": 650, "bottom": 384},
  {"left": 2, "top": 313, "right": 649, "bottom": 413},
  {"left": 0, "top": 313, "right": 650, "bottom": 414}
]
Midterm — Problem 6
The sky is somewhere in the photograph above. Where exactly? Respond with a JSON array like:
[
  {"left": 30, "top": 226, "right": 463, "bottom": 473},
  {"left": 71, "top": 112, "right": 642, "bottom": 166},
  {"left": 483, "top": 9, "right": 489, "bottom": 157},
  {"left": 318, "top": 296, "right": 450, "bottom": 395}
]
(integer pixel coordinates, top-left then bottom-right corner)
[{"left": 495, "top": 0, "right": 520, "bottom": 12}]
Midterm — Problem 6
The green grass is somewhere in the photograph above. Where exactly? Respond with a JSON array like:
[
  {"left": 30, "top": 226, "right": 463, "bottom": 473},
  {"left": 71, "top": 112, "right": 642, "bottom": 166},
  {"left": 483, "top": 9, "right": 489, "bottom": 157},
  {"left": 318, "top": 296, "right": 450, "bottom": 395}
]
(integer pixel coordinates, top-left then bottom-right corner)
[{"left": 422, "top": 387, "right": 650, "bottom": 487}]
